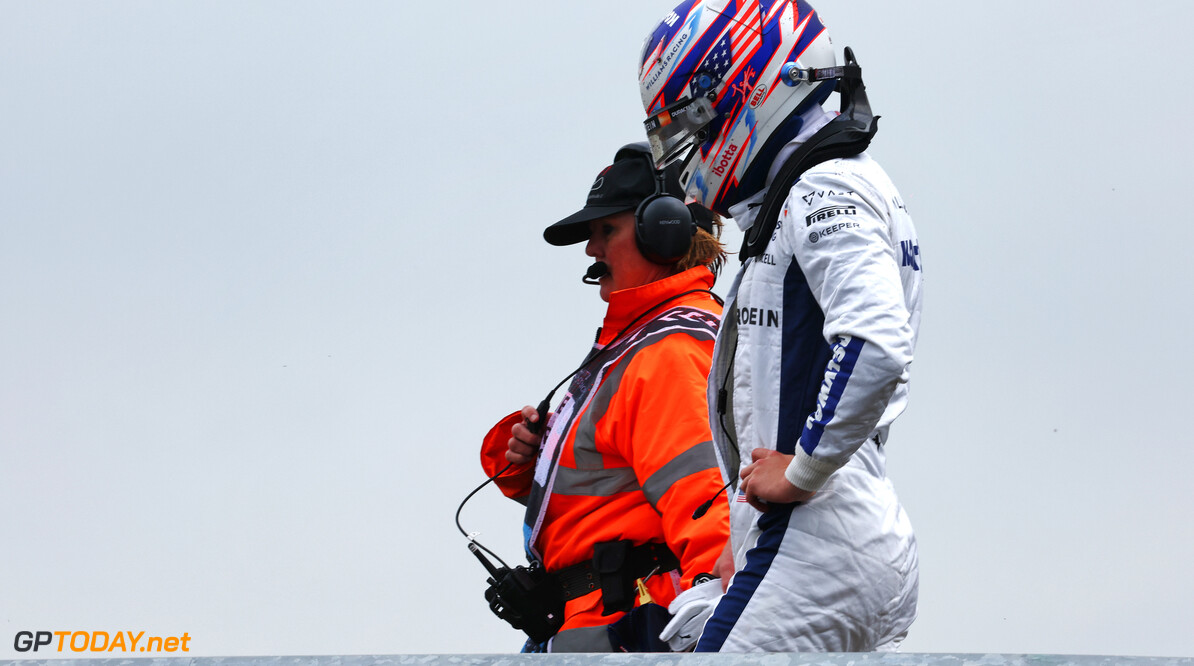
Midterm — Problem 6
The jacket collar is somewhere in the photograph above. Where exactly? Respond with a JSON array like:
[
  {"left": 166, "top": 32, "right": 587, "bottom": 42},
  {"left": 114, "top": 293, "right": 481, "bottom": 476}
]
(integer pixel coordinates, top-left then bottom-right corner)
[{"left": 598, "top": 266, "right": 716, "bottom": 346}]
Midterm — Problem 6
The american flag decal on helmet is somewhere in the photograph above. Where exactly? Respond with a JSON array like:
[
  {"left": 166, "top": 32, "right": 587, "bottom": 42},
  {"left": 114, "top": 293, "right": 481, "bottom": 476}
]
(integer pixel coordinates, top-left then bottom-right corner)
[{"left": 639, "top": 0, "right": 836, "bottom": 213}]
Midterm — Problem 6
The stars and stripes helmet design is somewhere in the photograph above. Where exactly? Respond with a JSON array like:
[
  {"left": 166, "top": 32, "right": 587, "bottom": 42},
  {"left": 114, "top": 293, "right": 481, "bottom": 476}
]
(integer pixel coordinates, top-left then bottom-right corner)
[{"left": 639, "top": 0, "right": 836, "bottom": 214}]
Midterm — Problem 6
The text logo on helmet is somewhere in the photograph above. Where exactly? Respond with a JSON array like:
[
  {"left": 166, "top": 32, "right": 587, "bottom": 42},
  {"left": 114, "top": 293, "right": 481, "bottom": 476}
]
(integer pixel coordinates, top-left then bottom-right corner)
[{"left": 639, "top": 0, "right": 836, "bottom": 214}]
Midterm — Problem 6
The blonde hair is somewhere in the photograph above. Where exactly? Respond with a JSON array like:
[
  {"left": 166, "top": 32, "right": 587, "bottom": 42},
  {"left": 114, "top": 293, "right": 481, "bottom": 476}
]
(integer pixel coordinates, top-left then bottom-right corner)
[{"left": 676, "top": 213, "right": 727, "bottom": 276}]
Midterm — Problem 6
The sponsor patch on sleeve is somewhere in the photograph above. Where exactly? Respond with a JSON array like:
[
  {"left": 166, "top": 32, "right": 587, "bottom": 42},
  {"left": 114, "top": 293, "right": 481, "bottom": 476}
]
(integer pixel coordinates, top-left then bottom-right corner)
[{"left": 805, "top": 205, "right": 857, "bottom": 227}]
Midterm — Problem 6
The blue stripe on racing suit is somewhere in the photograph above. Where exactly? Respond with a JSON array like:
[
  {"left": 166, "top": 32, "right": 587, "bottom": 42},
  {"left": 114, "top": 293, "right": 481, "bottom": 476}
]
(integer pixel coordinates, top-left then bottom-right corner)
[
  {"left": 693, "top": 502, "right": 798, "bottom": 652},
  {"left": 777, "top": 259, "right": 831, "bottom": 456},
  {"left": 801, "top": 335, "right": 865, "bottom": 455}
]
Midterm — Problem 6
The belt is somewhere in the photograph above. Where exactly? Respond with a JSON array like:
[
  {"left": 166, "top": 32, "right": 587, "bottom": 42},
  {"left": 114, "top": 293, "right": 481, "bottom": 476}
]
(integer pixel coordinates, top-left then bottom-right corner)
[{"left": 554, "top": 541, "right": 679, "bottom": 603}]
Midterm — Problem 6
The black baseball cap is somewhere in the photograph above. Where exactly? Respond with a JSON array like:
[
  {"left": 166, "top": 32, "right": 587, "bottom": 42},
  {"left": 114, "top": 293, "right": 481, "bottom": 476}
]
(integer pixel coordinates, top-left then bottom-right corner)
[{"left": 543, "top": 142, "right": 687, "bottom": 246}]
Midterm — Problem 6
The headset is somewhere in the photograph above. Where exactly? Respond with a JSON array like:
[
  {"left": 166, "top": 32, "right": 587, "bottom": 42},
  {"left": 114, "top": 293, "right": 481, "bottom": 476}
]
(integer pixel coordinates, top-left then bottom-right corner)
[{"left": 615, "top": 143, "right": 704, "bottom": 265}]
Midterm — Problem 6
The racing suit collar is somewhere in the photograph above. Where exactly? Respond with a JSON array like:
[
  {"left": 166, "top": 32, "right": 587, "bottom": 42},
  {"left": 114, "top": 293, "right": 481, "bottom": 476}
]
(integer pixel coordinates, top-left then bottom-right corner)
[
  {"left": 728, "top": 106, "right": 836, "bottom": 234},
  {"left": 766, "top": 106, "right": 836, "bottom": 186},
  {"left": 727, "top": 191, "right": 765, "bottom": 233},
  {"left": 598, "top": 266, "right": 716, "bottom": 346}
]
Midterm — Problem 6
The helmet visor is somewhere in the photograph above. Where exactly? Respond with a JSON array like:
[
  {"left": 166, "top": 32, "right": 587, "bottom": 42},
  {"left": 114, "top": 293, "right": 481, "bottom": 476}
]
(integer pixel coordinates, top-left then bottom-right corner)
[{"left": 643, "top": 95, "right": 717, "bottom": 169}]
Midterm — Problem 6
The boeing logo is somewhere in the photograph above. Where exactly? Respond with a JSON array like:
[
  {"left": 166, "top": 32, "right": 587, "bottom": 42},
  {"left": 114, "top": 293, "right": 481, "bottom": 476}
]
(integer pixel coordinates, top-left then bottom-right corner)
[{"left": 737, "top": 307, "right": 780, "bottom": 328}]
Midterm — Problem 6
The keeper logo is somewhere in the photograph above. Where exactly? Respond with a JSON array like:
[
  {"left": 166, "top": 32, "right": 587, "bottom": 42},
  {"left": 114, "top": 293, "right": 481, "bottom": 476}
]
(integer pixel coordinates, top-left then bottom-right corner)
[{"left": 807, "top": 221, "right": 861, "bottom": 243}]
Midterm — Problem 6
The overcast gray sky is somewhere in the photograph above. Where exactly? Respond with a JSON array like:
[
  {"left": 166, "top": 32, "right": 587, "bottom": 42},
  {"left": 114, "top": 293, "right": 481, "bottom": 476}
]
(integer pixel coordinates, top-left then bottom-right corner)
[{"left": 3, "top": 0, "right": 1193, "bottom": 659}]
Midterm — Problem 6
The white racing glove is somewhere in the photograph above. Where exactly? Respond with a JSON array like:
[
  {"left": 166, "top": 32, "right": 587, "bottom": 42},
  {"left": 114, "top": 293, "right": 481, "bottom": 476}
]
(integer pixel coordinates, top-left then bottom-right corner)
[{"left": 658, "top": 577, "right": 722, "bottom": 651}]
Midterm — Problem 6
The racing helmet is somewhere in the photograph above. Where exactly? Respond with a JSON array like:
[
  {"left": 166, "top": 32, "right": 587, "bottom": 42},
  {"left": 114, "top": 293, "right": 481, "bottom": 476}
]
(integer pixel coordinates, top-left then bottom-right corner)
[{"left": 639, "top": 0, "right": 836, "bottom": 214}]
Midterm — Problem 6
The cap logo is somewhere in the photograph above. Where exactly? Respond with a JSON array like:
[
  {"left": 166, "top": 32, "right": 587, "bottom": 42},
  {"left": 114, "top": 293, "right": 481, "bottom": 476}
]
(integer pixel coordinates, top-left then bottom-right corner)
[{"left": 590, "top": 176, "right": 604, "bottom": 192}]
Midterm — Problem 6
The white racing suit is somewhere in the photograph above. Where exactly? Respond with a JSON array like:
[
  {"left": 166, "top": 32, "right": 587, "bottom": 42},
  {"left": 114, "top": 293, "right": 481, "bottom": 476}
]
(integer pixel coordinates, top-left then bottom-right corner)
[{"left": 696, "top": 137, "right": 923, "bottom": 652}]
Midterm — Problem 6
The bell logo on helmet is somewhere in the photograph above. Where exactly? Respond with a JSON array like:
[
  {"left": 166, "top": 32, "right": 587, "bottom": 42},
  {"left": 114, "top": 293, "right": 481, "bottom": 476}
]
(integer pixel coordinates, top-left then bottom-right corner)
[{"left": 749, "top": 83, "right": 769, "bottom": 108}]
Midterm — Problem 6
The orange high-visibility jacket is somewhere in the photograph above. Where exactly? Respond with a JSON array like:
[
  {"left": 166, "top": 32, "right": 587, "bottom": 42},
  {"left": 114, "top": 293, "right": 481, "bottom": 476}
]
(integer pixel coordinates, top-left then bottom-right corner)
[{"left": 480, "top": 267, "right": 730, "bottom": 635}]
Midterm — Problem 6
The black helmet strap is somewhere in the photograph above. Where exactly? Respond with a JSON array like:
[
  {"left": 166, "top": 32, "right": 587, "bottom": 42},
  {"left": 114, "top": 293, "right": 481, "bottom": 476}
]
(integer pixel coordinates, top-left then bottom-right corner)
[{"left": 741, "top": 47, "right": 879, "bottom": 262}]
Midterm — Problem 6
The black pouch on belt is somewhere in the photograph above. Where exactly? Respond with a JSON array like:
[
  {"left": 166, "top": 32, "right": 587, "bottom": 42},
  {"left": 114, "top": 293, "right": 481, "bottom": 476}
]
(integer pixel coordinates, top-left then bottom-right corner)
[{"left": 592, "top": 540, "right": 635, "bottom": 615}]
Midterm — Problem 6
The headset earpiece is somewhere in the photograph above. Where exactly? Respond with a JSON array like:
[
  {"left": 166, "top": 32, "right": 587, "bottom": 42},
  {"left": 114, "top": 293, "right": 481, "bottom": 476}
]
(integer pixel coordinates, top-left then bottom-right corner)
[
  {"left": 633, "top": 152, "right": 696, "bottom": 265},
  {"left": 636, "top": 195, "right": 696, "bottom": 264}
]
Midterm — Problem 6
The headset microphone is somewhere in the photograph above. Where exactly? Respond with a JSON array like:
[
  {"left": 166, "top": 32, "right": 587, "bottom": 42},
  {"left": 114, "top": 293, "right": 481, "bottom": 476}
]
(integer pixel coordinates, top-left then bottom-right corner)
[{"left": 582, "top": 261, "right": 609, "bottom": 285}]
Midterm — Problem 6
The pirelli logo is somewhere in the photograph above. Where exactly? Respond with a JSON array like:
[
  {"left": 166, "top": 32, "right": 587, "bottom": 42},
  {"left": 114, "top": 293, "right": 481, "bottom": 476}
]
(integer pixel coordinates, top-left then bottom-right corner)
[{"left": 805, "top": 205, "right": 857, "bottom": 227}]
